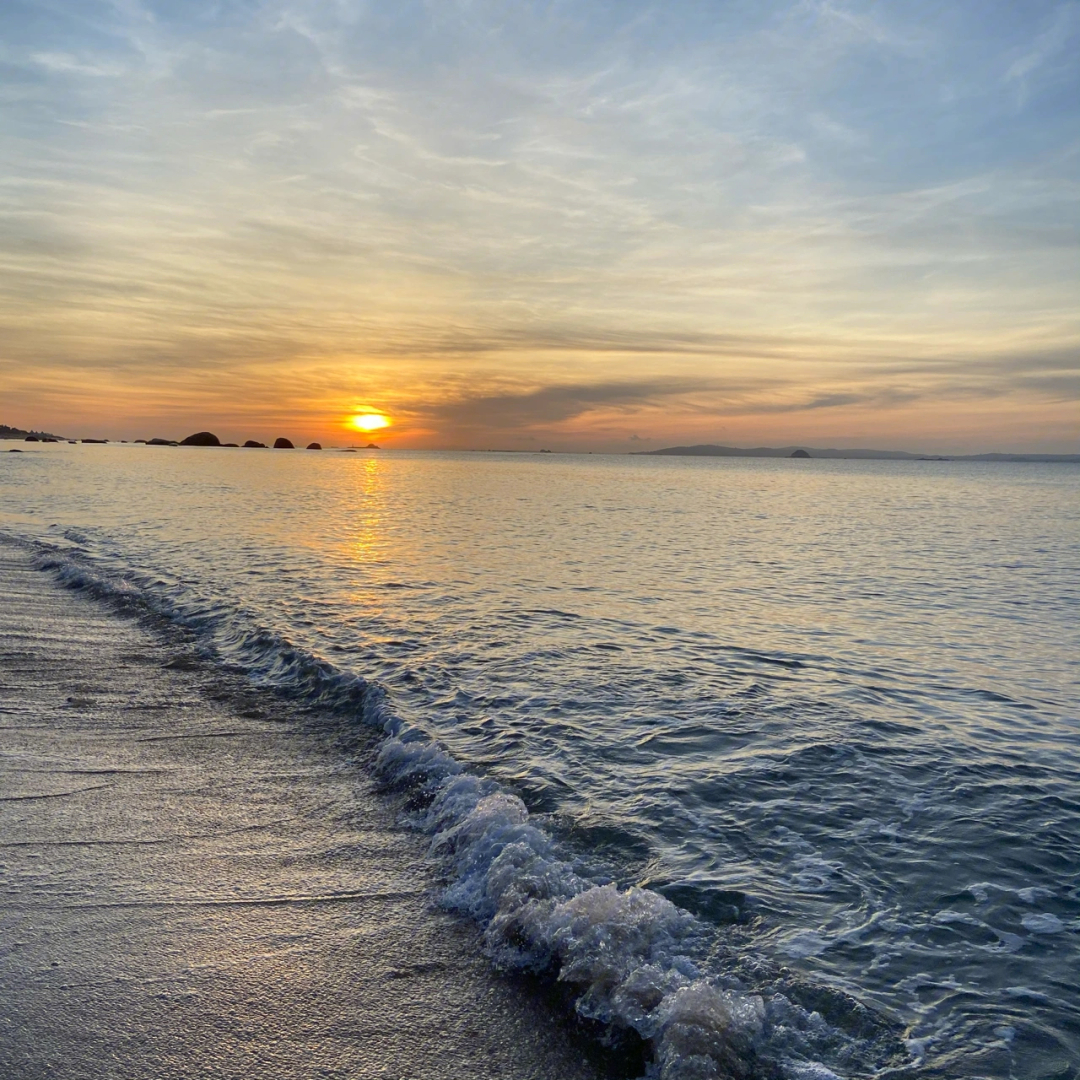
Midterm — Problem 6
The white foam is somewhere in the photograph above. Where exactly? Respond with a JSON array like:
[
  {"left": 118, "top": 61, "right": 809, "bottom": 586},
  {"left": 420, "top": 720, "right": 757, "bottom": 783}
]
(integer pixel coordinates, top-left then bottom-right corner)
[
  {"left": 903, "top": 1034, "right": 935, "bottom": 1062},
  {"left": 1004, "top": 985, "right": 1050, "bottom": 1001},
  {"left": 27, "top": 539, "right": 908, "bottom": 1080},
  {"left": 990, "top": 930, "right": 1025, "bottom": 953},
  {"left": 778, "top": 931, "right": 830, "bottom": 959},
  {"left": 785, "top": 1064, "right": 843, "bottom": 1080},
  {"left": 1016, "top": 886, "right": 1053, "bottom": 904},
  {"left": 931, "top": 909, "right": 981, "bottom": 926},
  {"left": 966, "top": 881, "right": 1001, "bottom": 903},
  {"left": 1021, "top": 912, "right": 1064, "bottom": 934}
]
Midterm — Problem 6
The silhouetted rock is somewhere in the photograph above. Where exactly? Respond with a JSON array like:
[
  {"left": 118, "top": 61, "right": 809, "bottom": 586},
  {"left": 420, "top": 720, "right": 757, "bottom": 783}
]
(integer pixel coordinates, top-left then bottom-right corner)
[
  {"left": 134, "top": 439, "right": 147, "bottom": 444},
  {"left": 243, "top": 440, "right": 266, "bottom": 448},
  {"left": 790, "top": 448, "right": 811, "bottom": 458},
  {"left": 223, "top": 443, "right": 239, "bottom": 447},
  {"left": 24, "top": 435, "right": 39, "bottom": 442},
  {"left": 147, "top": 438, "right": 178, "bottom": 446},
  {"left": 180, "top": 431, "right": 221, "bottom": 447},
  {"left": 636, "top": 443, "right": 1080, "bottom": 462},
  {"left": 9, "top": 448, "right": 23, "bottom": 453},
  {"left": 81, "top": 438, "right": 108, "bottom": 444},
  {"left": 273, "top": 438, "right": 294, "bottom": 449},
  {"left": 365, "top": 443, "right": 380, "bottom": 449},
  {"left": 1, "top": 424, "right": 67, "bottom": 440},
  {"left": 306, "top": 442, "right": 322, "bottom": 450},
  {"left": 42, "top": 437, "right": 58, "bottom": 443}
]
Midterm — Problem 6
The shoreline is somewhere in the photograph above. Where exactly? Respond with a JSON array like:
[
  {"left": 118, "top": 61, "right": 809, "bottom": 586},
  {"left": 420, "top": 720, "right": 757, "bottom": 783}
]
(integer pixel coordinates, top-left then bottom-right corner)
[{"left": 0, "top": 543, "right": 609, "bottom": 1080}]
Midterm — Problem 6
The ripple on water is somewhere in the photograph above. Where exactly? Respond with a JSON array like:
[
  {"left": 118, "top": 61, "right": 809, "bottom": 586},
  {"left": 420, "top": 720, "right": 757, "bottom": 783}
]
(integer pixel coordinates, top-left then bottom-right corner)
[{"left": 2, "top": 448, "right": 1077, "bottom": 1076}]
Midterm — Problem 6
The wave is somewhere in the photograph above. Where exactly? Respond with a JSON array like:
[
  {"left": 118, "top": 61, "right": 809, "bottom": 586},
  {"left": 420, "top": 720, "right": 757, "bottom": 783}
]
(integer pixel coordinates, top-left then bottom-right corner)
[{"left": 15, "top": 532, "right": 912, "bottom": 1080}]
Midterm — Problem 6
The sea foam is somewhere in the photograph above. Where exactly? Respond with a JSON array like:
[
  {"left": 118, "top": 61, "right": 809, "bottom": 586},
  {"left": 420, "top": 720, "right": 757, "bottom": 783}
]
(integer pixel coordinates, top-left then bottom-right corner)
[{"left": 22, "top": 534, "right": 907, "bottom": 1080}]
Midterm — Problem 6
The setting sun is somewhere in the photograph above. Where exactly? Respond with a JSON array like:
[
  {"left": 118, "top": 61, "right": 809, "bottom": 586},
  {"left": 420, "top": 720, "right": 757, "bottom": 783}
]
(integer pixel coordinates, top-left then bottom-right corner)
[{"left": 348, "top": 413, "right": 391, "bottom": 433}]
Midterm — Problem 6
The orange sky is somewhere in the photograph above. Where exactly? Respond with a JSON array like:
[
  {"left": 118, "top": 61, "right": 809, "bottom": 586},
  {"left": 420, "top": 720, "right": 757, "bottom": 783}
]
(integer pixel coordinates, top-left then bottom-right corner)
[{"left": 2, "top": 1, "right": 1077, "bottom": 454}]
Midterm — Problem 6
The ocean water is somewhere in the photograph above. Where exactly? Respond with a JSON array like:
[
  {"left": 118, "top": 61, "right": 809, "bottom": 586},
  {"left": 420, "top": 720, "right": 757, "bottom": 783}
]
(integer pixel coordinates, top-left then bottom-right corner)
[{"left": 2, "top": 443, "right": 1078, "bottom": 1079}]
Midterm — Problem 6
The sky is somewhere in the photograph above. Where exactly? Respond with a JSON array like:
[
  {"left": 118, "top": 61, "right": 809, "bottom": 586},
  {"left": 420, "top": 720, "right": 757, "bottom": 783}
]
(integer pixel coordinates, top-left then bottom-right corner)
[{"left": 1, "top": 0, "right": 1077, "bottom": 452}]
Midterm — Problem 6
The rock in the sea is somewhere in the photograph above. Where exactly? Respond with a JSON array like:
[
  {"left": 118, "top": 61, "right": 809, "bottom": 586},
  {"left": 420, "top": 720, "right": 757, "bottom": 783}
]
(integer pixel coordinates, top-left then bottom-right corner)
[
  {"left": 306, "top": 442, "right": 322, "bottom": 450},
  {"left": 9, "top": 448, "right": 23, "bottom": 453},
  {"left": 81, "top": 438, "right": 108, "bottom": 444},
  {"left": 223, "top": 443, "right": 239, "bottom": 447},
  {"left": 273, "top": 438, "right": 294, "bottom": 449},
  {"left": 364, "top": 443, "right": 380, "bottom": 449},
  {"left": 790, "top": 448, "right": 811, "bottom": 458},
  {"left": 24, "top": 435, "right": 39, "bottom": 442},
  {"left": 243, "top": 440, "right": 266, "bottom": 448},
  {"left": 180, "top": 431, "right": 221, "bottom": 447},
  {"left": 147, "top": 438, "right": 178, "bottom": 446}
]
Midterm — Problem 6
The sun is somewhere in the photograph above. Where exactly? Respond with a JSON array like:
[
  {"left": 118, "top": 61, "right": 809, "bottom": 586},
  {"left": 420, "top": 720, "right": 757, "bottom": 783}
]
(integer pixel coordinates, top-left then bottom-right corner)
[{"left": 348, "top": 412, "right": 391, "bottom": 433}]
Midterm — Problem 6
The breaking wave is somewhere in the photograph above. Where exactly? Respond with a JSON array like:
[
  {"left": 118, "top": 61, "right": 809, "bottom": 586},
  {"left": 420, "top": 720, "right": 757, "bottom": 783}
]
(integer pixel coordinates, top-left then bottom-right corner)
[{"left": 22, "top": 534, "right": 911, "bottom": 1080}]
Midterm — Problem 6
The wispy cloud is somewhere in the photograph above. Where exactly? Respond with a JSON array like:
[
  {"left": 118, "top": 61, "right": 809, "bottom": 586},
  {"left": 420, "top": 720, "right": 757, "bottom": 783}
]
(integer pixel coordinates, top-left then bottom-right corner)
[
  {"left": 29, "top": 51, "right": 125, "bottom": 77},
  {"left": 405, "top": 341, "right": 1080, "bottom": 436},
  {"left": 425, "top": 377, "right": 725, "bottom": 429},
  {"left": 1006, "top": 2, "right": 1080, "bottom": 103},
  {"left": 0, "top": 0, "right": 1077, "bottom": 450}
]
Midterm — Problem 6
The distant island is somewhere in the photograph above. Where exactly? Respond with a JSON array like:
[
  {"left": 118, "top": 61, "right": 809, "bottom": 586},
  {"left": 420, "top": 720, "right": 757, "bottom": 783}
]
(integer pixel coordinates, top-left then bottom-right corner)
[
  {"left": 636, "top": 444, "right": 1080, "bottom": 463},
  {"left": 1, "top": 423, "right": 68, "bottom": 441}
]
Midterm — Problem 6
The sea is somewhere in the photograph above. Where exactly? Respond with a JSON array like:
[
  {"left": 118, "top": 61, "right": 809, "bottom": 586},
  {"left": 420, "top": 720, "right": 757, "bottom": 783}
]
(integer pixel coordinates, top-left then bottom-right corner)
[{"left": 2, "top": 443, "right": 1077, "bottom": 1079}]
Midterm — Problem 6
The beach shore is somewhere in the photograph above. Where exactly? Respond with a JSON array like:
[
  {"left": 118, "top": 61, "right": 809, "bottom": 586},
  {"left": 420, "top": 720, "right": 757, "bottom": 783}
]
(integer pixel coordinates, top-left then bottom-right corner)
[{"left": 0, "top": 544, "right": 605, "bottom": 1080}]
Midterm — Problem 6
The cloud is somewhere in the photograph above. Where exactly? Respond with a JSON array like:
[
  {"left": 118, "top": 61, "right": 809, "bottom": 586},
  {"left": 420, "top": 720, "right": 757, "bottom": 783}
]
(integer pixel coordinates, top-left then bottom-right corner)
[
  {"left": 424, "top": 376, "right": 724, "bottom": 430},
  {"left": 30, "top": 52, "right": 125, "bottom": 77},
  {"left": 1005, "top": 2, "right": 1080, "bottom": 102},
  {"left": 1, "top": 1, "right": 1077, "bottom": 451},
  {"left": 417, "top": 336, "right": 1080, "bottom": 432}
]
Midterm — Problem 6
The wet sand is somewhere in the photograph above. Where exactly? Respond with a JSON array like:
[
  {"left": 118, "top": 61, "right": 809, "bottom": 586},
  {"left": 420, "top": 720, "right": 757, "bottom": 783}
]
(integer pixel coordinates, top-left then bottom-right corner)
[{"left": 0, "top": 545, "right": 605, "bottom": 1080}]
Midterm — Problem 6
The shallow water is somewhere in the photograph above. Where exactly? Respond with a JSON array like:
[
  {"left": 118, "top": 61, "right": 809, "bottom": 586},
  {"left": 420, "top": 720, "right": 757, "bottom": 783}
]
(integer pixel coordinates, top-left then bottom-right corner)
[{"left": 2, "top": 444, "right": 1078, "bottom": 1077}]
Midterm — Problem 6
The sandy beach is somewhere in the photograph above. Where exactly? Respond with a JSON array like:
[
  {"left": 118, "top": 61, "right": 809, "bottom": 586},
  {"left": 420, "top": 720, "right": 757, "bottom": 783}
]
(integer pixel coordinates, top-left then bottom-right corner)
[{"left": 0, "top": 543, "right": 606, "bottom": 1080}]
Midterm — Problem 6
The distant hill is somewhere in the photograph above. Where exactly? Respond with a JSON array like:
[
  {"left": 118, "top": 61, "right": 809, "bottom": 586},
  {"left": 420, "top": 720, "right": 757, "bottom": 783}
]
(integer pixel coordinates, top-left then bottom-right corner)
[
  {"left": 637, "top": 443, "right": 1080, "bottom": 463},
  {"left": 1, "top": 423, "right": 68, "bottom": 441}
]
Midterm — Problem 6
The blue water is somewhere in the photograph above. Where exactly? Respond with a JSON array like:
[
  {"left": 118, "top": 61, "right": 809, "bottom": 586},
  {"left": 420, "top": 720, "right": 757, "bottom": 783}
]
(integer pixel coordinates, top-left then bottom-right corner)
[{"left": 2, "top": 444, "right": 1078, "bottom": 1078}]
